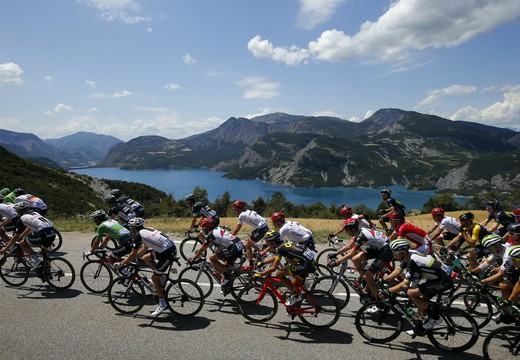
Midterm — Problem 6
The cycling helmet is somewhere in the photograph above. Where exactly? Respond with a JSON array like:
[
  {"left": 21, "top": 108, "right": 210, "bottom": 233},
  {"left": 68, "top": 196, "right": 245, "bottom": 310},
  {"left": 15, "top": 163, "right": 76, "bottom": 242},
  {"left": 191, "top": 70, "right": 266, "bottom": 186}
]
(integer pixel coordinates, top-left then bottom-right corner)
[
  {"left": 0, "top": 194, "right": 4, "bottom": 202},
  {"left": 485, "top": 200, "right": 499, "bottom": 209},
  {"left": 232, "top": 200, "right": 247, "bottom": 209},
  {"left": 459, "top": 212, "right": 474, "bottom": 221},
  {"left": 431, "top": 207, "right": 445, "bottom": 216},
  {"left": 110, "top": 189, "right": 122, "bottom": 198},
  {"left": 508, "top": 223, "right": 520, "bottom": 235},
  {"left": 339, "top": 206, "right": 353, "bottom": 216},
  {"left": 508, "top": 245, "right": 520, "bottom": 260},
  {"left": 104, "top": 194, "right": 117, "bottom": 204},
  {"left": 199, "top": 217, "right": 216, "bottom": 228},
  {"left": 389, "top": 212, "right": 404, "bottom": 221},
  {"left": 13, "top": 188, "right": 25, "bottom": 196},
  {"left": 342, "top": 218, "right": 359, "bottom": 230},
  {"left": 482, "top": 234, "right": 502, "bottom": 249},
  {"left": 128, "top": 217, "right": 145, "bottom": 228},
  {"left": 184, "top": 193, "right": 196, "bottom": 202},
  {"left": 264, "top": 230, "right": 282, "bottom": 245},
  {"left": 513, "top": 207, "right": 520, "bottom": 216},
  {"left": 90, "top": 209, "right": 107, "bottom": 221},
  {"left": 13, "top": 200, "right": 31, "bottom": 213},
  {"left": 270, "top": 212, "right": 285, "bottom": 223},
  {"left": 381, "top": 189, "right": 392, "bottom": 195},
  {"left": 390, "top": 238, "right": 411, "bottom": 251}
]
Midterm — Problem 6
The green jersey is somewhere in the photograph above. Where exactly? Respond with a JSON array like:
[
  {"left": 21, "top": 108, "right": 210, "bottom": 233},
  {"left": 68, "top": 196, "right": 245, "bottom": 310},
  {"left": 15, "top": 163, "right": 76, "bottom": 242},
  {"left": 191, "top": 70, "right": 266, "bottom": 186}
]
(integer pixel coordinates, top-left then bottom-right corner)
[{"left": 96, "top": 219, "right": 132, "bottom": 244}]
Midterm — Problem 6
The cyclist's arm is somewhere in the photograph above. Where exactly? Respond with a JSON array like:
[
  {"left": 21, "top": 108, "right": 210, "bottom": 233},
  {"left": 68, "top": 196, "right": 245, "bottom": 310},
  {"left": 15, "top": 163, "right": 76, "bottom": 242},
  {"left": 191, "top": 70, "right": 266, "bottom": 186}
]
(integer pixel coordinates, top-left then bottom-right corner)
[
  {"left": 191, "top": 242, "right": 209, "bottom": 260},
  {"left": 508, "top": 279, "right": 520, "bottom": 302},
  {"left": 481, "top": 268, "right": 505, "bottom": 285},
  {"left": 0, "top": 229, "right": 27, "bottom": 254},
  {"left": 336, "top": 246, "right": 359, "bottom": 264},
  {"left": 257, "top": 256, "right": 281, "bottom": 277},
  {"left": 231, "top": 223, "right": 242, "bottom": 236},
  {"left": 383, "top": 266, "right": 404, "bottom": 283},
  {"left": 120, "top": 247, "right": 139, "bottom": 267},
  {"left": 335, "top": 237, "right": 354, "bottom": 255},
  {"left": 445, "top": 232, "right": 462, "bottom": 250},
  {"left": 389, "top": 278, "right": 410, "bottom": 294}
]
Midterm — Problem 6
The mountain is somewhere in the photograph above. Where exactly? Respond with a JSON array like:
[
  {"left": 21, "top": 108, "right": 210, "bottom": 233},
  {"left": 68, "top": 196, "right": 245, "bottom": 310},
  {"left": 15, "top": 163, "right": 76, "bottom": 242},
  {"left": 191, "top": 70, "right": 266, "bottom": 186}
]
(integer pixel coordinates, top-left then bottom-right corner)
[
  {"left": 0, "top": 130, "right": 123, "bottom": 169},
  {"left": 98, "top": 109, "right": 520, "bottom": 195}
]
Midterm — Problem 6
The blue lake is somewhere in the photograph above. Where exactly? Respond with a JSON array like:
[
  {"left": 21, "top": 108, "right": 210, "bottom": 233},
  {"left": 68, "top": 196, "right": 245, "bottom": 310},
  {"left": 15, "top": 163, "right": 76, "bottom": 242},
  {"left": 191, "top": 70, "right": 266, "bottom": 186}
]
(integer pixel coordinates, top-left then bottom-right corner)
[{"left": 72, "top": 167, "right": 440, "bottom": 210}]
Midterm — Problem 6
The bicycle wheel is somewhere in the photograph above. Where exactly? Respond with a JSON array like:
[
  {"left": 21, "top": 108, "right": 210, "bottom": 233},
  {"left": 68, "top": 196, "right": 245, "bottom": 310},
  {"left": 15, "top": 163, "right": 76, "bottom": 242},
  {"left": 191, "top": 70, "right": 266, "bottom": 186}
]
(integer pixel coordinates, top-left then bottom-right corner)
[
  {"left": 166, "top": 278, "right": 204, "bottom": 317},
  {"left": 45, "top": 257, "right": 76, "bottom": 290},
  {"left": 483, "top": 325, "right": 520, "bottom": 360},
  {"left": 316, "top": 247, "right": 337, "bottom": 275},
  {"left": 108, "top": 276, "right": 146, "bottom": 314},
  {"left": 179, "top": 237, "right": 204, "bottom": 260},
  {"left": 91, "top": 235, "right": 118, "bottom": 251},
  {"left": 80, "top": 260, "right": 113, "bottom": 293},
  {"left": 48, "top": 229, "right": 63, "bottom": 252},
  {"left": 427, "top": 307, "right": 480, "bottom": 353},
  {"left": 354, "top": 301, "right": 403, "bottom": 343},
  {"left": 237, "top": 285, "right": 278, "bottom": 323},
  {"left": 448, "top": 291, "right": 493, "bottom": 329},
  {"left": 0, "top": 254, "right": 30, "bottom": 286},
  {"left": 229, "top": 271, "right": 253, "bottom": 300},
  {"left": 297, "top": 289, "right": 341, "bottom": 328},
  {"left": 310, "top": 275, "right": 350, "bottom": 310},
  {"left": 178, "top": 266, "right": 214, "bottom": 298}
]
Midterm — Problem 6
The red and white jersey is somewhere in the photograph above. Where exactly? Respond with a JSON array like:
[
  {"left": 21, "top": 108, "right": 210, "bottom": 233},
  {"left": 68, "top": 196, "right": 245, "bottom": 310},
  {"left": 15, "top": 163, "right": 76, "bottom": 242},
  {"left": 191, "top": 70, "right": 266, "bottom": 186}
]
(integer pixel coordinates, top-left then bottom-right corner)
[
  {"left": 397, "top": 222, "right": 432, "bottom": 254},
  {"left": 0, "top": 203, "right": 18, "bottom": 220},
  {"left": 237, "top": 210, "right": 268, "bottom": 229},
  {"left": 20, "top": 212, "right": 53, "bottom": 233},
  {"left": 353, "top": 228, "right": 389, "bottom": 250},
  {"left": 351, "top": 214, "right": 375, "bottom": 230},
  {"left": 279, "top": 221, "right": 313, "bottom": 244}
]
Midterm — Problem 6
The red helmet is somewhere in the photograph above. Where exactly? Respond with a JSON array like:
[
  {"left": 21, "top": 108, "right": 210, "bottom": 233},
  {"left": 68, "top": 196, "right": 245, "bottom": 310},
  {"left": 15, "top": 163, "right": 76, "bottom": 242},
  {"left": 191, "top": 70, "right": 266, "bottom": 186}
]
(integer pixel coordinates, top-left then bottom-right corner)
[
  {"left": 270, "top": 212, "right": 285, "bottom": 222},
  {"left": 514, "top": 207, "right": 520, "bottom": 216},
  {"left": 431, "top": 207, "right": 444, "bottom": 216},
  {"left": 339, "top": 206, "right": 353, "bottom": 216},
  {"left": 232, "top": 200, "right": 247, "bottom": 209},
  {"left": 199, "top": 217, "right": 216, "bottom": 228},
  {"left": 342, "top": 218, "right": 359, "bottom": 230},
  {"left": 389, "top": 212, "right": 404, "bottom": 221}
]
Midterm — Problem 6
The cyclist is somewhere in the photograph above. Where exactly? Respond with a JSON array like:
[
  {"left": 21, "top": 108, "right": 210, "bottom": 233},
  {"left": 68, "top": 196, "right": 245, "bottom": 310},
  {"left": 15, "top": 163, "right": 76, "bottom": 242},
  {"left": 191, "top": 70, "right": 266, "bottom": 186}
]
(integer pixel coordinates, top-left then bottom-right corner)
[
  {"left": 110, "top": 189, "right": 145, "bottom": 218},
  {"left": 85, "top": 209, "right": 135, "bottom": 266},
  {"left": 388, "top": 212, "right": 433, "bottom": 255},
  {"left": 0, "top": 201, "right": 57, "bottom": 270},
  {"left": 328, "top": 218, "right": 392, "bottom": 300},
  {"left": 3, "top": 187, "right": 25, "bottom": 204},
  {"left": 15, "top": 193, "right": 48, "bottom": 215},
  {"left": 503, "top": 244, "right": 520, "bottom": 307},
  {"left": 105, "top": 194, "right": 136, "bottom": 227},
  {"left": 184, "top": 193, "right": 220, "bottom": 232},
  {"left": 0, "top": 200, "right": 19, "bottom": 245},
  {"left": 378, "top": 189, "right": 406, "bottom": 235},
  {"left": 116, "top": 217, "right": 177, "bottom": 316},
  {"left": 329, "top": 205, "right": 374, "bottom": 239},
  {"left": 230, "top": 200, "right": 269, "bottom": 269},
  {"left": 255, "top": 230, "right": 315, "bottom": 306},
  {"left": 270, "top": 211, "right": 316, "bottom": 251},
  {"left": 187, "top": 217, "right": 244, "bottom": 294},
  {"left": 470, "top": 234, "right": 507, "bottom": 276},
  {"left": 481, "top": 200, "right": 515, "bottom": 238},
  {"left": 384, "top": 238, "right": 453, "bottom": 332},
  {"left": 427, "top": 207, "right": 460, "bottom": 247},
  {"left": 446, "top": 212, "right": 489, "bottom": 270}
]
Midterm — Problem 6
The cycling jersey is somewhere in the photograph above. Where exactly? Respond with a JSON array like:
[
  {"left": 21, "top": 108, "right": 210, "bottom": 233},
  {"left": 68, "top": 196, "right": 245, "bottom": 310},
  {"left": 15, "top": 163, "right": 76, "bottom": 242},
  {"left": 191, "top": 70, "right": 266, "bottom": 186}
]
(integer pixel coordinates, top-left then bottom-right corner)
[
  {"left": 237, "top": 210, "right": 268, "bottom": 229},
  {"left": 274, "top": 242, "right": 315, "bottom": 264},
  {"left": 397, "top": 222, "right": 432, "bottom": 255},
  {"left": 278, "top": 221, "right": 313, "bottom": 244},
  {"left": 16, "top": 212, "right": 53, "bottom": 234},
  {"left": 15, "top": 194, "right": 47, "bottom": 213},
  {"left": 108, "top": 203, "right": 136, "bottom": 223},
  {"left": 0, "top": 203, "right": 18, "bottom": 221},
  {"left": 353, "top": 228, "right": 389, "bottom": 250},
  {"left": 487, "top": 210, "right": 515, "bottom": 227},
  {"left": 192, "top": 202, "right": 217, "bottom": 219},
  {"left": 436, "top": 216, "right": 460, "bottom": 235},
  {"left": 465, "top": 224, "right": 490, "bottom": 244},
  {"left": 205, "top": 227, "right": 244, "bottom": 261},
  {"left": 118, "top": 196, "right": 145, "bottom": 217},
  {"left": 95, "top": 219, "right": 133, "bottom": 244},
  {"left": 401, "top": 252, "right": 451, "bottom": 283},
  {"left": 132, "top": 227, "right": 175, "bottom": 253},
  {"left": 384, "top": 197, "right": 406, "bottom": 215}
]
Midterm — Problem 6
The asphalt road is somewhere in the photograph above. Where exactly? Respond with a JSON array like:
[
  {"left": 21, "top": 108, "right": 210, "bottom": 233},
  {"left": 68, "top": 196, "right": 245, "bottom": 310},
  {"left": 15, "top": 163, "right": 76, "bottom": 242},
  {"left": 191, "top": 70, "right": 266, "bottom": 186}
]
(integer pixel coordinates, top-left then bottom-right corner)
[{"left": 0, "top": 232, "right": 489, "bottom": 360}]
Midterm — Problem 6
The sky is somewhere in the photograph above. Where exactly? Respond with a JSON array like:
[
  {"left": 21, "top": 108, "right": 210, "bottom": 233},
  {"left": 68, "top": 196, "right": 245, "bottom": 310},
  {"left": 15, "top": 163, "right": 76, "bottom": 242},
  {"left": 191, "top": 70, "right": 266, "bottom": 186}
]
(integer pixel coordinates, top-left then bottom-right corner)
[{"left": 1, "top": 0, "right": 520, "bottom": 142}]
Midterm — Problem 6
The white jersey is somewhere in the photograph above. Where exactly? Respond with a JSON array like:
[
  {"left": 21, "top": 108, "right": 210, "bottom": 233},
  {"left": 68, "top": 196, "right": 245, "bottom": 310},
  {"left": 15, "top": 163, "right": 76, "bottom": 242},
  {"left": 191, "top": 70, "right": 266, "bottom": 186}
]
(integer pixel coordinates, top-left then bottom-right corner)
[
  {"left": 20, "top": 212, "right": 53, "bottom": 233},
  {"left": 0, "top": 203, "right": 18, "bottom": 220},
  {"left": 279, "top": 221, "right": 313, "bottom": 244},
  {"left": 134, "top": 227, "right": 175, "bottom": 253},
  {"left": 351, "top": 214, "right": 374, "bottom": 230},
  {"left": 15, "top": 194, "right": 47, "bottom": 212},
  {"left": 206, "top": 227, "right": 243, "bottom": 249},
  {"left": 237, "top": 210, "right": 267, "bottom": 229},
  {"left": 354, "top": 228, "right": 389, "bottom": 250},
  {"left": 436, "top": 216, "right": 460, "bottom": 235}
]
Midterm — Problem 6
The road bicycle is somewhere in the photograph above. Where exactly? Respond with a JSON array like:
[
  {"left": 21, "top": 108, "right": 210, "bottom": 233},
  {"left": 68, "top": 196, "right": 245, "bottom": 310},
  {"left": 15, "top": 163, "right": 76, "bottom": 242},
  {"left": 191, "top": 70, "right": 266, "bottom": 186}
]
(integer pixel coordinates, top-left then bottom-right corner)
[
  {"left": 2, "top": 225, "right": 63, "bottom": 252},
  {"left": 80, "top": 249, "right": 115, "bottom": 293},
  {"left": 178, "top": 255, "right": 253, "bottom": 299},
  {"left": 482, "top": 304, "right": 520, "bottom": 360},
  {"left": 354, "top": 284, "right": 479, "bottom": 353},
  {"left": 89, "top": 235, "right": 119, "bottom": 251},
  {"left": 315, "top": 236, "right": 348, "bottom": 274},
  {"left": 236, "top": 275, "right": 341, "bottom": 329},
  {"left": 178, "top": 225, "right": 232, "bottom": 261},
  {"left": 0, "top": 242, "right": 75, "bottom": 290},
  {"left": 107, "top": 260, "right": 204, "bottom": 316}
]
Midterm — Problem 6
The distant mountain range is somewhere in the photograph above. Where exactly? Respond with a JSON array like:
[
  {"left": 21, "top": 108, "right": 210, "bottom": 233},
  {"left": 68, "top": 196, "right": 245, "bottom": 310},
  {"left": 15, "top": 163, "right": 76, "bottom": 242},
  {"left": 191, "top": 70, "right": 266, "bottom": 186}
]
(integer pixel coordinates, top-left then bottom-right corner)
[
  {"left": 0, "top": 130, "right": 122, "bottom": 168},
  {"left": 2, "top": 109, "right": 519, "bottom": 195}
]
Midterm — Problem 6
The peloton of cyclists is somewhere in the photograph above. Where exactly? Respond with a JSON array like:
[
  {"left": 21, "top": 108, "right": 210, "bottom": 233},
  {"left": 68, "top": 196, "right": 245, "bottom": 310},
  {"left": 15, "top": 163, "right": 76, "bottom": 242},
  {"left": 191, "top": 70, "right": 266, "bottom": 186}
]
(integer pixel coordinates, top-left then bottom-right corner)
[{"left": 329, "top": 205, "right": 375, "bottom": 239}]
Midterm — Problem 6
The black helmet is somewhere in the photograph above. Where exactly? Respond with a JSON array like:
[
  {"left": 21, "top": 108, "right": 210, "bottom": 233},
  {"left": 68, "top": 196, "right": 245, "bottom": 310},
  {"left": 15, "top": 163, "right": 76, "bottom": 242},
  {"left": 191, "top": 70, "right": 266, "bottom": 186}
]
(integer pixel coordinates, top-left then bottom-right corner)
[
  {"left": 264, "top": 230, "right": 282, "bottom": 246},
  {"left": 13, "top": 200, "right": 31, "bottom": 213},
  {"left": 485, "top": 200, "right": 499, "bottom": 209},
  {"left": 184, "top": 193, "right": 196, "bottom": 202},
  {"left": 508, "top": 223, "right": 520, "bottom": 235},
  {"left": 459, "top": 212, "right": 474, "bottom": 221},
  {"left": 104, "top": 194, "right": 117, "bottom": 204},
  {"left": 90, "top": 209, "right": 107, "bottom": 221},
  {"left": 110, "top": 189, "right": 122, "bottom": 198},
  {"left": 14, "top": 188, "right": 25, "bottom": 196},
  {"left": 381, "top": 189, "right": 392, "bottom": 195}
]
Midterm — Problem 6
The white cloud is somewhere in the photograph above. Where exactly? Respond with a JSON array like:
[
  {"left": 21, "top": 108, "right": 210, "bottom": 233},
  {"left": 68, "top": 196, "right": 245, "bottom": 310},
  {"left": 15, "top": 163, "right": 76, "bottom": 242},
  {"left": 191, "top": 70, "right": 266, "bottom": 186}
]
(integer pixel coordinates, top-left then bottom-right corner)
[
  {"left": 44, "top": 75, "right": 53, "bottom": 82},
  {"left": 164, "top": 83, "right": 182, "bottom": 91},
  {"left": 113, "top": 90, "right": 132, "bottom": 98},
  {"left": 134, "top": 106, "right": 171, "bottom": 113},
  {"left": 0, "top": 62, "right": 23, "bottom": 86},
  {"left": 416, "top": 85, "right": 478, "bottom": 108},
  {"left": 45, "top": 103, "right": 74, "bottom": 115},
  {"left": 236, "top": 77, "right": 281, "bottom": 99},
  {"left": 250, "top": 0, "right": 520, "bottom": 65},
  {"left": 183, "top": 53, "right": 198, "bottom": 65},
  {"left": 87, "top": 107, "right": 99, "bottom": 113},
  {"left": 85, "top": 80, "right": 96, "bottom": 87},
  {"left": 297, "top": 0, "right": 346, "bottom": 30},
  {"left": 85, "top": 0, "right": 151, "bottom": 24}
]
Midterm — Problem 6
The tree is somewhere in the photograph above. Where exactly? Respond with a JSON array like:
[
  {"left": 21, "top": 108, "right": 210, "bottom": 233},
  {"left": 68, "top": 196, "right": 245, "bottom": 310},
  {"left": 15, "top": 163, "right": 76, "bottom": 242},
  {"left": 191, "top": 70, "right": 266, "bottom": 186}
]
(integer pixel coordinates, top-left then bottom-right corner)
[
  {"left": 422, "top": 193, "right": 460, "bottom": 213},
  {"left": 251, "top": 196, "right": 267, "bottom": 216},
  {"left": 212, "top": 191, "right": 232, "bottom": 217}
]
